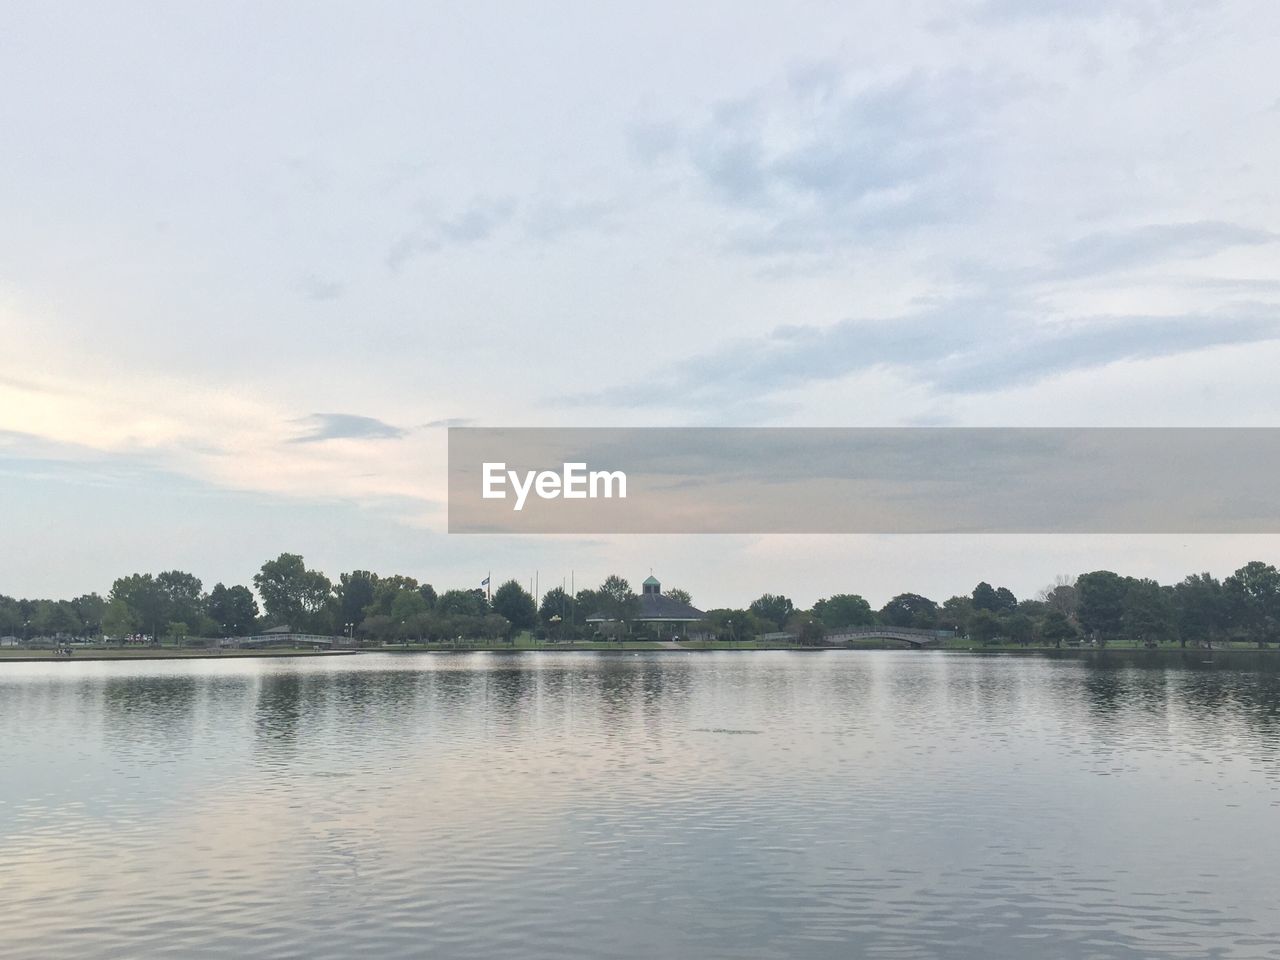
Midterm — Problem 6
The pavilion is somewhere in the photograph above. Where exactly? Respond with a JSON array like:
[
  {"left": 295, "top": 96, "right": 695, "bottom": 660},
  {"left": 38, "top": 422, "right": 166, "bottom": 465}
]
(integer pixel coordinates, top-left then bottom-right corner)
[{"left": 586, "top": 575, "right": 705, "bottom": 638}]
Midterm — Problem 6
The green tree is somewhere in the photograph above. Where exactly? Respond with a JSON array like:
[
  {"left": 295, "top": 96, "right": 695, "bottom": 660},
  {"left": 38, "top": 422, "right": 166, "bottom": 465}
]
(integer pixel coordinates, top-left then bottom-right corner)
[
  {"left": 207, "top": 583, "right": 259, "bottom": 635},
  {"left": 491, "top": 580, "right": 537, "bottom": 632},
  {"left": 389, "top": 588, "right": 431, "bottom": 634},
  {"left": 664, "top": 587, "right": 693, "bottom": 605},
  {"left": 812, "top": 594, "right": 874, "bottom": 629},
  {"left": 72, "top": 594, "right": 107, "bottom": 636},
  {"left": 0, "top": 596, "right": 22, "bottom": 635},
  {"left": 1173, "top": 572, "right": 1225, "bottom": 648},
  {"left": 880, "top": 593, "right": 939, "bottom": 628},
  {"left": 1041, "top": 609, "right": 1077, "bottom": 648},
  {"left": 33, "top": 600, "right": 81, "bottom": 638},
  {"left": 972, "top": 582, "right": 1017, "bottom": 613},
  {"left": 110, "top": 573, "right": 168, "bottom": 638},
  {"left": 972, "top": 582, "right": 1000, "bottom": 611},
  {"left": 1076, "top": 570, "right": 1132, "bottom": 645},
  {"left": 749, "top": 593, "right": 795, "bottom": 629},
  {"left": 969, "top": 609, "right": 1002, "bottom": 644},
  {"left": 337, "top": 570, "right": 379, "bottom": 629},
  {"left": 156, "top": 571, "right": 204, "bottom": 631},
  {"left": 594, "top": 576, "right": 640, "bottom": 630},
  {"left": 1006, "top": 612, "right": 1035, "bottom": 647},
  {"left": 253, "top": 553, "right": 333, "bottom": 632},
  {"left": 539, "top": 587, "right": 576, "bottom": 628},
  {"left": 1121, "top": 578, "right": 1177, "bottom": 646},
  {"left": 482, "top": 614, "right": 512, "bottom": 640},
  {"left": 102, "top": 598, "right": 139, "bottom": 638},
  {"left": 939, "top": 595, "right": 974, "bottom": 633},
  {"left": 1224, "top": 561, "right": 1280, "bottom": 647},
  {"left": 787, "top": 611, "right": 827, "bottom": 646},
  {"left": 367, "top": 575, "right": 419, "bottom": 616},
  {"left": 437, "top": 588, "right": 489, "bottom": 617}
]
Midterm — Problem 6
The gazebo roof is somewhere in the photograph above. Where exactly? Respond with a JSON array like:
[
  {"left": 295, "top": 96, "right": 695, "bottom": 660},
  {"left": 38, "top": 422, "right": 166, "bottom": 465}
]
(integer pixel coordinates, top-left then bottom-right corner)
[{"left": 585, "top": 592, "right": 705, "bottom": 623}]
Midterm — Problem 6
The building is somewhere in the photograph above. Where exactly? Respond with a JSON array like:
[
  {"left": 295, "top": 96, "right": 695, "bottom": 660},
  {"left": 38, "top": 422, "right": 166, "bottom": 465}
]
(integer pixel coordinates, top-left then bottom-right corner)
[{"left": 586, "top": 575, "right": 705, "bottom": 638}]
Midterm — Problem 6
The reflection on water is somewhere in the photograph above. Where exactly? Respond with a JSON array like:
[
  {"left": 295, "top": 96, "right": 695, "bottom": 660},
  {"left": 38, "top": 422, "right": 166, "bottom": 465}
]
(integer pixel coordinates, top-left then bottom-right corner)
[{"left": 2, "top": 651, "right": 1279, "bottom": 959}]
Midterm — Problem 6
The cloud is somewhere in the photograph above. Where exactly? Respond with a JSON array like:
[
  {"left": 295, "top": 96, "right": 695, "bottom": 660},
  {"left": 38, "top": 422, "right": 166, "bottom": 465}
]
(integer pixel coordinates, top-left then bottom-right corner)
[
  {"left": 387, "top": 196, "right": 519, "bottom": 270},
  {"left": 420, "top": 417, "right": 475, "bottom": 429},
  {"left": 637, "top": 68, "right": 1012, "bottom": 254},
  {"left": 1047, "top": 221, "right": 1277, "bottom": 280},
  {"left": 288, "top": 414, "right": 406, "bottom": 443},
  {"left": 566, "top": 297, "right": 1280, "bottom": 413},
  {"left": 299, "top": 274, "right": 345, "bottom": 302}
]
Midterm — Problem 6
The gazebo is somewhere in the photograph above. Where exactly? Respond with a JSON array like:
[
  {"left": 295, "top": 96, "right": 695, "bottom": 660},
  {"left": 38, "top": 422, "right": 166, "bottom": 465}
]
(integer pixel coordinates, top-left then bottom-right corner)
[{"left": 586, "top": 575, "right": 705, "bottom": 639}]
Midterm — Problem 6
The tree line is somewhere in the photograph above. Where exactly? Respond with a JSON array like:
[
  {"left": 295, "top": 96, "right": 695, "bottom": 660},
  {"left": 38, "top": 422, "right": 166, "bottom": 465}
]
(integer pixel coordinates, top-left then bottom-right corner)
[{"left": 3, "top": 554, "right": 1280, "bottom": 648}]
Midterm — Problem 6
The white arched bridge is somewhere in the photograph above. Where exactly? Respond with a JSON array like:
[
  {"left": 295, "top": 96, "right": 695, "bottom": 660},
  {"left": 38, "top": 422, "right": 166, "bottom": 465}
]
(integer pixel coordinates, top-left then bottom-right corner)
[{"left": 826, "top": 627, "right": 956, "bottom": 648}]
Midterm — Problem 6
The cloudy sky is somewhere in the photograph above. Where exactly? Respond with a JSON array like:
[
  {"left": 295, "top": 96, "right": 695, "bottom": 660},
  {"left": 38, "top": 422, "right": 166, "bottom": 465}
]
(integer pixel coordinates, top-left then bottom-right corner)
[{"left": 3, "top": 0, "right": 1280, "bottom": 607}]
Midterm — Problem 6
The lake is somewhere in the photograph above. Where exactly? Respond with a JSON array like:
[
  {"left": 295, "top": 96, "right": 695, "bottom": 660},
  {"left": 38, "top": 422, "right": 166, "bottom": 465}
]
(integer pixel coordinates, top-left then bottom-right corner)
[{"left": 2, "top": 651, "right": 1279, "bottom": 959}]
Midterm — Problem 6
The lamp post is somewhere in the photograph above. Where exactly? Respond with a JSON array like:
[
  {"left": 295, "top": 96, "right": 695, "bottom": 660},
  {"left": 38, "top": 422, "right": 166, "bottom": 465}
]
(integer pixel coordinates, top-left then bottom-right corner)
[{"left": 345, "top": 622, "right": 356, "bottom": 648}]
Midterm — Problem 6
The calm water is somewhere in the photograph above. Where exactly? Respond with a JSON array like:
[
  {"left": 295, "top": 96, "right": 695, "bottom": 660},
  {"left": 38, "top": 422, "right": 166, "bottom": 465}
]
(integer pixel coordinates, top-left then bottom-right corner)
[{"left": 2, "top": 651, "right": 1279, "bottom": 959}]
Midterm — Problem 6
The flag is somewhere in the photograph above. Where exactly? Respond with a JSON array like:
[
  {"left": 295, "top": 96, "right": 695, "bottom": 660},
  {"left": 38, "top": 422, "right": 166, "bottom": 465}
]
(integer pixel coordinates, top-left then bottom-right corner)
[{"left": 480, "top": 576, "right": 490, "bottom": 587}]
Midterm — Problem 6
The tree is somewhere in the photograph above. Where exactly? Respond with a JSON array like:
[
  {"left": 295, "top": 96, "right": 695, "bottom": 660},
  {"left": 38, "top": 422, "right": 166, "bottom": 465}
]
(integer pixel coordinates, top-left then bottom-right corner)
[
  {"left": 337, "top": 570, "right": 379, "bottom": 629},
  {"left": 102, "top": 598, "right": 139, "bottom": 639},
  {"left": 749, "top": 593, "right": 795, "bottom": 629},
  {"left": 156, "top": 571, "right": 204, "bottom": 631},
  {"left": 0, "top": 596, "right": 22, "bottom": 635},
  {"left": 437, "top": 588, "right": 489, "bottom": 617},
  {"left": 664, "top": 587, "right": 692, "bottom": 605},
  {"left": 33, "top": 600, "right": 81, "bottom": 638},
  {"left": 972, "top": 582, "right": 1000, "bottom": 612},
  {"left": 696, "top": 609, "right": 767, "bottom": 642},
  {"left": 1121, "top": 578, "right": 1177, "bottom": 646},
  {"left": 253, "top": 554, "right": 332, "bottom": 632},
  {"left": 166, "top": 621, "right": 190, "bottom": 644},
  {"left": 994, "top": 587, "right": 1018, "bottom": 613},
  {"left": 1173, "top": 573, "right": 1225, "bottom": 648},
  {"left": 389, "top": 589, "right": 430, "bottom": 623},
  {"left": 481, "top": 614, "right": 512, "bottom": 640},
  {"left": 359, "top": 614, "right": 395, "bottom": 643},
  {"left": 539, "top": 587, "right": 576, "bottom": 629},
  {"left": 207, "top": 583, "right": 259, "bottom": 635},
  {"left": 1039, "top": 576, "right": 1078, "bottom": 617},
  {"left": 1006, "top": 612, "right": 1035, "bottom": 647},
  {"left": 595, "top": 575, "right": 640, "bottom": 628},
  {"left": 972, "top": 582, "right": 1016, "bottom": 613},
  {"left": 969, "top": 609, "right": 1002, "bottom": 644},
  {"left": 1041, "top": 609, "right": 1077, "bottom": 648},
  {"left": 1076, "top": 570, "right": 1132, "bottom": 644},
  {"left": 879, "top": 593, "right": 938, "bottom": 628},
  {"left": 786, "top": 612, "right": 827, "bottom": 646},
  {"left": 812, "top": 594, "right": 874, "bottom": 629},
  {"left": 72, "top": 594, "right": 107, "bottom": 636},
  {"left": 1224, "top": 561, "right": 1280, "bottom": 648},
  {"left": 490, "top": 580, "right": 536, "bottom": 632},
  {"left": 110, "top": 573, "right": 169, "bottom": 638},
  {"left": 939, "top": 596, "right": 974, "bottom": 633}
]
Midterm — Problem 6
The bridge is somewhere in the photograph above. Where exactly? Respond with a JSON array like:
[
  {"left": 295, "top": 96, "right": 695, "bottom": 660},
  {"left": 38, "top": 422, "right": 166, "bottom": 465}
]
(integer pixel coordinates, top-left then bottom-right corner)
[
  {"left": 826, "top": 626, "right": 956, "bottom": 648},
  {"left": 218, "top": 633, "right": 353, "bottom": 649}
]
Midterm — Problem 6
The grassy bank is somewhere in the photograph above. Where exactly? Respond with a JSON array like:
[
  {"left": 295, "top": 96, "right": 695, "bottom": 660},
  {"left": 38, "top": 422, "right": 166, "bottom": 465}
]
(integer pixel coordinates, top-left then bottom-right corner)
[
  {"left": 380, "top": 639, "right": 666, "bottom": 652},
  {"left": 0, "top": 647, "right": 356, "bottom": 662}
]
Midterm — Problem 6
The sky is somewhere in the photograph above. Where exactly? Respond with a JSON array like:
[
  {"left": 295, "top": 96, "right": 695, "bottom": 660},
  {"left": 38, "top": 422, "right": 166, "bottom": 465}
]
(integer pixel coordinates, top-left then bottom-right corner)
[{"left": 3, "top": 0, "right": 1280, "bottom": 608}]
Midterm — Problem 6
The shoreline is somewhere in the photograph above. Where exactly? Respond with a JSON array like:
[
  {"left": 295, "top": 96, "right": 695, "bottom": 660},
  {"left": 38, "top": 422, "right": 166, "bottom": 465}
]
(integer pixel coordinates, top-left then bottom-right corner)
[
  {"left": 0, "top": 648, "right": 361, "bottom": 663},
  {"left": 3, "top": 644, "right": 1276, "bottom": 664}
]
